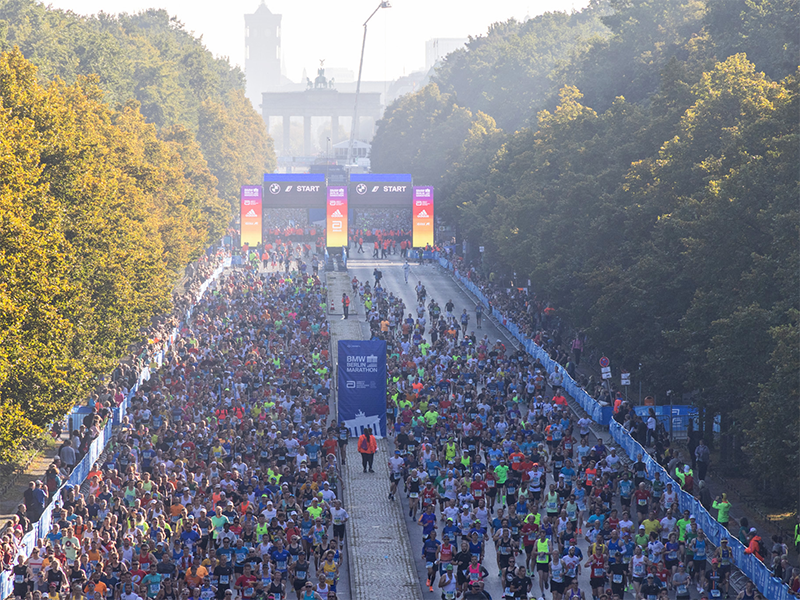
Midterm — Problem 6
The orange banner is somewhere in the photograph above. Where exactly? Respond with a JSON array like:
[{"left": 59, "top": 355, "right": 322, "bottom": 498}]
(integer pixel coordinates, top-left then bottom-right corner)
[
  {"left": 412, "top": 186, "right": 434, "bottom": 247},
  {"left": 326, "top": 186, "right": 348, "bottom": 247}
]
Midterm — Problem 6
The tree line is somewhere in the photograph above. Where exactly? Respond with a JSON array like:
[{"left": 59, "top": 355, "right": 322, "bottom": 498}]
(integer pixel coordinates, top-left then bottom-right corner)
[
  {"left": 0, "top": 1, "right": 276, "bottom": 459},
  {"left": 370, "top": 0, "right": 798, "bottom": 503}
]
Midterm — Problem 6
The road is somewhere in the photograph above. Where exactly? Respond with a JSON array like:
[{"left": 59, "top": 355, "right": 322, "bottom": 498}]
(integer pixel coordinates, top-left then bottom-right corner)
[{"left": 346, "top": 252, "right": 609, "bottom": 600}]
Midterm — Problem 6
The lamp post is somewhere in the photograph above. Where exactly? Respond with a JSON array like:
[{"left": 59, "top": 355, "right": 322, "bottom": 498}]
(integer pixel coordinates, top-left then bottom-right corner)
[{"left": 346, "top": 1, "right": 391, "bottom": 169}]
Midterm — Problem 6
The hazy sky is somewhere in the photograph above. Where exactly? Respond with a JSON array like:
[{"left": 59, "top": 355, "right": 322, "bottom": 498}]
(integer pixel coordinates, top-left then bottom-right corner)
[{"left": 45, "top": 0, "right": 589, "bottom": 82}]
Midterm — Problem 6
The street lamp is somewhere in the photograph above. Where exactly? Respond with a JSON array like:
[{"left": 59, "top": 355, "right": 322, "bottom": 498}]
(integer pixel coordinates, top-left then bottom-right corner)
[{"left": 346, "top": 1, "right": 391, "bottom": 168}]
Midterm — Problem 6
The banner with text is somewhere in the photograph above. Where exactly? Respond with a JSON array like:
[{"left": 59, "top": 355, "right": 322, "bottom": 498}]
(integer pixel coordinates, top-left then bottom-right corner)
[
  {"left": 326, "top": 186, "right": 348, "bottom": 247},
  {"left": 412, "top": 186, "right": 434, "bottom": 247},
  {"left": 349, "top": 173, "right": 413, "bottom": 206},
  {"left": 263, "top": 173, "right": 326, "bottom": 207},
  {"left": 337, "top": 340, "right": 387, "bottom": 438},
  {"left": 240, "top": 185, "right": 263, "bottom": 247}
]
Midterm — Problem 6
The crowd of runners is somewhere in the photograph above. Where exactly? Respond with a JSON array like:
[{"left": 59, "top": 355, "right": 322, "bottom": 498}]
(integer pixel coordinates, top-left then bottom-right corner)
[
  {"left": 348, "top": 269, "right": 772, "bottom": 600},
  {"left": 8, "top": 254, "right": 348, "bottom": 600},
  {"left": 3, "top": 244, "right": 794, "bottom": 600},
  {"left": 351, "top": 210, "right": 411, "bottom": 234}
]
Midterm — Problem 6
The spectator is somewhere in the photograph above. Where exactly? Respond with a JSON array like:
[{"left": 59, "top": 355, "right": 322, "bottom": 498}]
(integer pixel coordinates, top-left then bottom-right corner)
[
  {"left": 59, "top": 439, "right": 77, "bottom": 472},
  {"left": 695, "top": 439, "right": 711, "bottom": 481}
]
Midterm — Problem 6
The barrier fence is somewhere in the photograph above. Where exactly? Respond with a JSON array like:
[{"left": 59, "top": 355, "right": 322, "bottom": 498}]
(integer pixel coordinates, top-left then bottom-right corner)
[
  {"left": 438, "top": 256, "right": 792, "bottom": 600},
  {"left": 609, "top": 420, "right": 792, "bottom": 600},
  {"left": 0, "top": 256, "right": 231, "bottom": 600}
]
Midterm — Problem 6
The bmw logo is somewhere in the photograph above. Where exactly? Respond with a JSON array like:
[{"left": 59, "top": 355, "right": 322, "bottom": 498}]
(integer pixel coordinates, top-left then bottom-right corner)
[
  {"left": 356, "top": 183, "right": 367, "bottom": 195},
  {"left": 269, "top": 183, "right": 281, "bottom": 194}
]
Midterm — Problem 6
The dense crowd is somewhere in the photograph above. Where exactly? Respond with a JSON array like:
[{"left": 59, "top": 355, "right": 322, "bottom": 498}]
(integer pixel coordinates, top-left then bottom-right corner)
[
  {"left": 8, "top": 256, "right": 349, "bottom": 600},
  {"left": 3, "top": 247, "right": 793, "bottom": 600},
  {"left": 6, "top": 250, "right": 231, "bottom": 538},
  {"left": 346, "top": 271, "right": 774, "bottom": 600},
  {"left": 449, "top": 258, "right": 620, "bottom": 408},
  {"left": 352, "top": 209, "right": 411, "bottom": 234},
  {"left": 263, "top": 209, "right": 310, "bottom": 230}
]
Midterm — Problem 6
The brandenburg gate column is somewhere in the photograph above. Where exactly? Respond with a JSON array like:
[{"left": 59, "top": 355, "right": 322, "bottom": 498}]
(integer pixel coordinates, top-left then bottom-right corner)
[
  {"left": 331, "top": 113, "right": 339, "bottom": 144},
  {"left": 303, "top": 114, "right": 312, "bottom": 156},
  {"left": 282, "top": 114, "right": 291, "bottom": 154}
]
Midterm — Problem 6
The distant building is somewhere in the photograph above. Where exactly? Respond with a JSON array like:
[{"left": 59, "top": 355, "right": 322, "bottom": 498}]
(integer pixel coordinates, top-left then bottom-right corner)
[
  {"left": 262, "top": 67, "right": 381, "bottom": 159},
  {"left": 425, "top": 38, "right": 467, "bottom": 71},
  {"left": 245, "top": 2, "right": 283, "bottom": 107}
]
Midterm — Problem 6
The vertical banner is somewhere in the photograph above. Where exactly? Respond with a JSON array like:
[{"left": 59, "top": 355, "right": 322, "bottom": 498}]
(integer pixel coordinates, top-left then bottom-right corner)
[
  {"left": 337, "top": 340, "right": 387, "bottom": 438},
  {"left": 326, "top": 185, "right": 348, "bottom": 248},
  {"left": 240, "top": 185, "right": 263, "bottom": 246},
  {"left": 412, "top": 186, "right": 434, "bottom": 247}
]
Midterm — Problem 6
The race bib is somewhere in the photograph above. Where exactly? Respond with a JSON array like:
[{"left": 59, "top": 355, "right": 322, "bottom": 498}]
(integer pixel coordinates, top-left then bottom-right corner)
[{"left": 613, "top": 574, "right": 623, "bottom": 584}]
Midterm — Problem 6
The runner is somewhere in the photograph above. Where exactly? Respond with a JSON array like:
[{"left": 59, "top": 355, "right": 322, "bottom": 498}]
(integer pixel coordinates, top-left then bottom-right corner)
[{"left": 475, "top": 303, "right": 483, "bottom": 329}]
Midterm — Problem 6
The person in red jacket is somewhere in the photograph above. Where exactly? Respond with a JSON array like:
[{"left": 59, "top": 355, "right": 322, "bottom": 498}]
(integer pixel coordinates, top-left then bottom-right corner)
[
  {"left": 744, "top": 528, "right": 765, "bottom": 561},
  {"left": 358, "top": 427, "right": 377, "bottom": 473}
]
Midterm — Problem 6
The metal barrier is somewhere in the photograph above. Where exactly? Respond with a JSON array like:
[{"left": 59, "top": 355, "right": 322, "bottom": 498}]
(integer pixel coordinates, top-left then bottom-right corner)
[{"left": 609, "top": 419, "right": 792, "bottom": 600}]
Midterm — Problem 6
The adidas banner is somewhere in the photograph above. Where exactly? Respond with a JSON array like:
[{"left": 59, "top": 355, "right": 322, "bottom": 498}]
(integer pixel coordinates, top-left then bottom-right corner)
[
  {"left": 412, "top": 186, "right": 434, "bottom": 247},
  {"left": 337, "top": 340, "right": 387, "bottom": 438},
  {"left": 326, "top": 186, "right": 348, "bottom": 247},
  {"left": 240, "top": 185, "right": 262, "bottom": 246}
]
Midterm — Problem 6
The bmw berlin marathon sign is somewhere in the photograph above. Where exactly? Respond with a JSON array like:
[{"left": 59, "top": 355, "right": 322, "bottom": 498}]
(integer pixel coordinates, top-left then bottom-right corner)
[
  {"left": 263, "top": 173, "right": 326, "bottom": 207},
  {"left": 337, "top": 340, "right": 387, "bottom": 438},
  {"left": 348, "top": 173, "right": 413, "bottom": 207}
]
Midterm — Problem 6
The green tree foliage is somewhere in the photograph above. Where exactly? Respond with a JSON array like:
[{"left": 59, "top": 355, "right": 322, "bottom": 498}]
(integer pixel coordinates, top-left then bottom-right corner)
[
  {"left": 0, "top": 0, "right": 278, "bottom": 458},
  {"left": 705, "top": 0, "right": 799, "bottom": 81},
  {"left": 197, "top": 90, "right": 276, "bottom": 205},
  {"left": 0, "top": 49, "right": 228, "bottom": 458},
  {"left": 745, "top": 314, "right": 800, "bottom": 501},
  {"left": 433, "top": 8, "right": 609, "bottom": 130},
  {"left": 0, "top": 0, "right": 276, "bottom": 210},
  {"left": 370, "top": 0, "right": 799, "bottom": 504},
  {"left": 558, "top": 0, "right": 709, "bottom": 112}
]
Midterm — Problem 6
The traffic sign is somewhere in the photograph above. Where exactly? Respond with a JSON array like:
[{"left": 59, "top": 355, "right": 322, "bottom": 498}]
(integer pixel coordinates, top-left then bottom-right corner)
[
  {"left": 599, "top": 356, "right": 610, "bottom": 368},
  {"left": 479, "top": 246, "right": 485, "bottom": 253},
  {"left": 621, "top": 370, "right": 631, "bottom": 386},
  {"left": 601, "top": 366, "right": 612, "bottom": 380}
]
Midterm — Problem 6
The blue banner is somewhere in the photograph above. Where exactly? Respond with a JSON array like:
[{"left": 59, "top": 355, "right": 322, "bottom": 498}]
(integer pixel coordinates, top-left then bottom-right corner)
[{"left": 337, "top": 340, "right": 387, "bottom": 438}]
